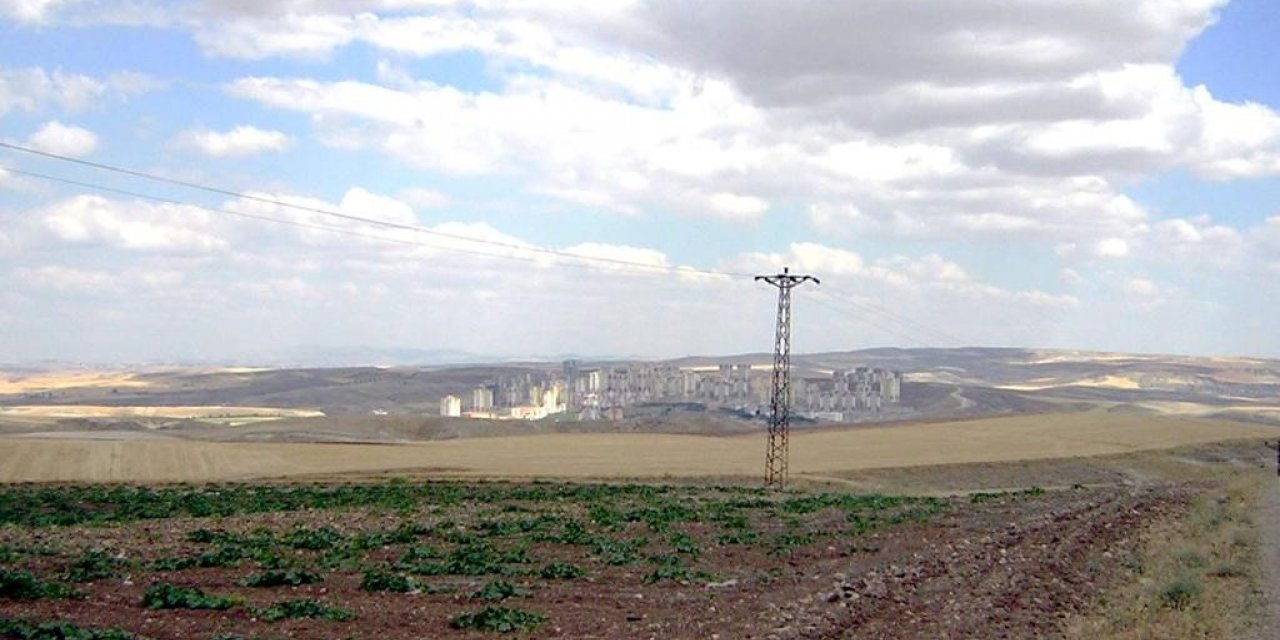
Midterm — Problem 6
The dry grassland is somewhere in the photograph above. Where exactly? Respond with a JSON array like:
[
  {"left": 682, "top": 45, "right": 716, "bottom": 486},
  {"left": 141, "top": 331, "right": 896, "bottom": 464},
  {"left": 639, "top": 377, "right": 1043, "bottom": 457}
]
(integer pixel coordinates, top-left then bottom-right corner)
[
  {"left": 0, "top": 405, "right": 325, "bottom": 419},
  {"left": 999, "top": 374, "right": 1145, "bottom": 391},
  {"left": 0, "top": 372, "right": 151, "bottom": 394},
  {"left": 1064, "top": 465, "right": 1263, "bottom": 639},
  {"left": 0, "top": 412, "right": 1275, "bottom": 484}
]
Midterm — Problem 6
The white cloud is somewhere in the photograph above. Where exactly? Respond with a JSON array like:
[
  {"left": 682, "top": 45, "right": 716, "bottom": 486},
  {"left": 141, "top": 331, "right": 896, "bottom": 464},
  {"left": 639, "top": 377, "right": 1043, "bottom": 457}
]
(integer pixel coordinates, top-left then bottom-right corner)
[
  {"left": 182, "top": 0, "right": 1278, "bottom": 246},
  {"left": 175, "top": 125, "right": 291, "bottom": 156},
  {"left": 15, "top": 265, "right": 117, "bottom": 293},
  {"left": 398, "top": 187, "right": 450, "bottom": 209},
  {"left": 334, "top": 187, "right": 416, "bottom": 225},
  {"left": 1192, "top": 87, "right": 1280, "bottom": 178},
  {"left": 1147, "top": 215, "right": 1244, "bottom": 261},
  {"left": 215, "top": 187, "right": 577, "bottom": 273},
  {"left": 1094, "top": 238, "right": 1130, "bottom": 258},
  {"left": 0, "top": 0, "right": 165, "bottom": 25},
  {"left": 618, "top": 0, "right": 1226, "bottom": 108},
  {"left": 0, "top": 65, "right": 157, "bottom": 116},
  {"left": 227, "top": 72, "right": 774, "bottom": 221},
  {"left": 735, "top": 242, "right": 864, "bottom": 277},
  {"left": 192, "top": 12, "right": 363, "bottom": 59},
  {"left": 232, "top": 276, "right": 323, "bottom": 302},
  {"left": 727, "top": 242, "right": 1077, "bottom": 313},
  {"left": 0, "top": 0, "right": 73, "bottom": 23},
  {"left": 26, "top": 120, "right": 99, "bottom": 157},
  {"left": 1123, "top": 277, "right": 1159, "bottom": 297},
  {"left": 563, "top": 242, "right": 669, "bottom": 272},
  {"left": 222, "top": 187, "right": 421, "bottom": 248},
  {"left": 38, "top": 195, "right": 226, "bottom": 252},
  {"left": 10, "top": 1, "right": 1280, "bottom": 358}
]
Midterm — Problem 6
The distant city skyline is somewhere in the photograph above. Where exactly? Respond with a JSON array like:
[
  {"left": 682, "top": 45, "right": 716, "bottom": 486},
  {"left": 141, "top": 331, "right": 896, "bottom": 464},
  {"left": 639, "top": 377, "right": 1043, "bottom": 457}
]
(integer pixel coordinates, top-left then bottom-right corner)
[
  {"left": 2, "top": 1, "right": 1280, "bottom": 363},
  {"left": 434, "top": 361, "right": 903, "bottom": 424}
]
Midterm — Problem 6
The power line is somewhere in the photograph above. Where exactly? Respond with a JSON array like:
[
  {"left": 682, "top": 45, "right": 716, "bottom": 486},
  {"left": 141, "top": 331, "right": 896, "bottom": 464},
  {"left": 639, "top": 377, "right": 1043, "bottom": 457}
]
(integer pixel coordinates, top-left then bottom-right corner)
[
  {"left": 0, "top": 141, "right": 756, "bottom": 280},
  {"left": 1, "top": 142, "right": 971, "bottom": 348},
  {"left": 802, "top": 290, "right": 938, "bottom": 347},
  {"left": 819, "top": 283, "right": 966, "bottom": 346},
  {"left": 800, "top": 286, "right": 966, "bottom": 347},
  {"left": 0, "top": 164, "right": 660, "bottom": 277}
]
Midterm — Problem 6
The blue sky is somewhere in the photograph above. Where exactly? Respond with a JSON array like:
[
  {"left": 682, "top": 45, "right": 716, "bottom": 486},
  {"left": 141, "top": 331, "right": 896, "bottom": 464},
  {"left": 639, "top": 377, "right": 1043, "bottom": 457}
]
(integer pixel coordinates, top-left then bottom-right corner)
[{"left": 2, "top": 0, "right": 1279, "bottom": 363}]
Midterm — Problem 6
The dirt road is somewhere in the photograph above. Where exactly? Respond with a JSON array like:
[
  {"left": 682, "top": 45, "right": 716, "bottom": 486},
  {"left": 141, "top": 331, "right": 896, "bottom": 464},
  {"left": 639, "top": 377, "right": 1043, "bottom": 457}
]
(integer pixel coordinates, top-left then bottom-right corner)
[{"left": 1250, "top": 460, "right": 1280, "bottom": 640}]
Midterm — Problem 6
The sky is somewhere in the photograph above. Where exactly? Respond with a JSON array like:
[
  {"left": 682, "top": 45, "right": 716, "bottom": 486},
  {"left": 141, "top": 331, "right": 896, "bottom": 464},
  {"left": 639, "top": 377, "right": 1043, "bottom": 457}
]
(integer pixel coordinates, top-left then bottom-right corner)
[{"left": 1, "top": 0, "right": 1279, "bottom": 363}]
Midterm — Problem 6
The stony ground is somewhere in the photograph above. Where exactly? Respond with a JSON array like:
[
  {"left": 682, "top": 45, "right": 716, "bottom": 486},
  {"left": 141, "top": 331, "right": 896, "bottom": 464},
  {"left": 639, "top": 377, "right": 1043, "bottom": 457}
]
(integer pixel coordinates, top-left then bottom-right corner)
[{"left": 0, "top": 477, "right": 1186, "bottom": 640}]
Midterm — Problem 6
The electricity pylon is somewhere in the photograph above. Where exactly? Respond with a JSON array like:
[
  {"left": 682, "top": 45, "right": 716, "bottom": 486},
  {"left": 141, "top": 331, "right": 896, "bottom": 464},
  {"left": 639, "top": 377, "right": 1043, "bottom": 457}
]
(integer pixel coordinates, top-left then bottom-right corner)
[{"left": 755, "top": 267, "right": 819, "bottom": 489}]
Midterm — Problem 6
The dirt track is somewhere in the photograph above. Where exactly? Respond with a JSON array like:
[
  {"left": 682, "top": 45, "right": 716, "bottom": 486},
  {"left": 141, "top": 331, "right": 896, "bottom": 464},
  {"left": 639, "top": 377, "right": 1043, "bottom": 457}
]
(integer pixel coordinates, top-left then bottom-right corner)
[
  {"left": 0, "top": 413, "right": 1274, "bottom": 483},
  {"left": 769, "top": 487, "right": 1184, "bottom": 639},
  {"left": 1252, "top": 471, "right": 1280, "bottom": 640}
]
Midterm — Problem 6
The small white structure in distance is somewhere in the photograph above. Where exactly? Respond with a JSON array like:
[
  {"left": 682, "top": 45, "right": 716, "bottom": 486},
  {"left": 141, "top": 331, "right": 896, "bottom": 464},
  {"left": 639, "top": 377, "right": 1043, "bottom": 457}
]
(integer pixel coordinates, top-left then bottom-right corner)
[{"left": 439, "top": 395, "right": 462, "bottom": 417}]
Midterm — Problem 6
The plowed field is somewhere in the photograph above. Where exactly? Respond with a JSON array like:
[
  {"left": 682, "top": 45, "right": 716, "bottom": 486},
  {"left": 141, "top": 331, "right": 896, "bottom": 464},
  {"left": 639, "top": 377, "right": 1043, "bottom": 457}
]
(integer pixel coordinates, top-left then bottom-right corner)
[{"left": 0, "top": 479, "right": 1182, "bottom": 639}]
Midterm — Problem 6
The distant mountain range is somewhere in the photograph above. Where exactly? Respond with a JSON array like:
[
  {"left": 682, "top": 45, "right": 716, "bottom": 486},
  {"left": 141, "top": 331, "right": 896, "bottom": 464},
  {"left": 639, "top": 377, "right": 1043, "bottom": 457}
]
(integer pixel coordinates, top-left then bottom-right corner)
[
  {"left": 0, "top": 346, "right": 637, "bottom": 369},
  {"left": 244, "top": 345, "right": 647, "bottom": 368},
  {"left": 249, "top": 345, "right": 496, "bottom": 367}
]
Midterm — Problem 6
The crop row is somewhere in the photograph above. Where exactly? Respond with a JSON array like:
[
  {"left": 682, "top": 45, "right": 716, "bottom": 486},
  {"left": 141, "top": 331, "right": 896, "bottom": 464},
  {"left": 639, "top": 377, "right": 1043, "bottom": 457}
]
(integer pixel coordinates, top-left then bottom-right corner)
[
  {"left": 0, "top": 481, "right": 732, "bottom": 528},
  {"left": 1, "top": 479, "right": 955, "bottom": 637}
]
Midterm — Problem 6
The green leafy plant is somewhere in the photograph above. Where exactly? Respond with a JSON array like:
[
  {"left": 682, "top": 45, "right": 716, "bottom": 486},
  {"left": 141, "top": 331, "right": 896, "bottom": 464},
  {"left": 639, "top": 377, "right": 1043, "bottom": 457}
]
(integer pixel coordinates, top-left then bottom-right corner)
[
  {"left": 472, "top": 580, "right": 526, "bottom": 601},
  {"left": 410, "top": 542, "right": 532, "bottom": 577},
  {"left": 393, "top": 544, "right": 443, "bottom": 571},
  {"left": 62, "top": 550, "right": 126, "bottom": 583},
  {"left": 716, "top": 531, "right": 758, "bottom": 545},
  {"left": 669, "top": 532, "right": 701, "bottom": 555},
  {"left": 538, "top": 562, "right": 584, "bottom": 580},
  {"left": 0, "top": 568, "right": 80, "bottom": 600},
  {"left": 768, "top": 532, "right": 816, "bottom": 556},
  {"left": 141, "top": 583, "right": 236, "bottom": 610},
  {"left": 254, "top": 598, "right": 354, "bottom": 622},
  {"left": 590, "top": 536, "right": 646, "bottom": 565},
  {"left": 284, "top": 526, "right": 344, "bottom": 551},
  {"left": 0, "top": 617, "right": 144, "bottom": 640},
  {"left": 641, "top": 565, "right": 704, "bottom": 584},
  {"left": 1159, "top": 575, "right": 1202, "bottom": 610},
  {"left": 641, "top": 554, "right": 709, "bottom": 584},
  {"left": 146, "top": 557, "right": 196, "bottom": 572},
  {"left": 196, "top": 545, "right": 249, "bottom": 568},
  {"left": 449, "top": 606, "right": 545, "bottom": 633},
  {"left": 358, "top": 567, "right": 415, "bottom": 593},
  {"left": 184, "top": 528, "right": 226, "bottom": 544},
  {"left": 241, "top": 569, "right": 323, "bottom": 587}
]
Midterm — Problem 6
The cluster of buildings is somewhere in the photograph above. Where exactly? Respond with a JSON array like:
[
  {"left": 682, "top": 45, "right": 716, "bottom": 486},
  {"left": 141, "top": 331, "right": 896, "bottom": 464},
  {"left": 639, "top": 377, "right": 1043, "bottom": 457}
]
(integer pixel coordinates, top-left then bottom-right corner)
[
  {"left": 438, "top": 360, "right": 903, "bottom": 423},
  {"left": 439, "top": 373, "right": 568, "bottom": 421}
]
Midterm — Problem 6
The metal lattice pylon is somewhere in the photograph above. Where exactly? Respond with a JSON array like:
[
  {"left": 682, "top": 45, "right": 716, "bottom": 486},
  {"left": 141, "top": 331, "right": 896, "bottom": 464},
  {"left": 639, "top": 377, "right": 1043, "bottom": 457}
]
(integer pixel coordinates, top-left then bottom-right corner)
[{"left": 755, "top": 267, "right": 819, "bottom": 489}]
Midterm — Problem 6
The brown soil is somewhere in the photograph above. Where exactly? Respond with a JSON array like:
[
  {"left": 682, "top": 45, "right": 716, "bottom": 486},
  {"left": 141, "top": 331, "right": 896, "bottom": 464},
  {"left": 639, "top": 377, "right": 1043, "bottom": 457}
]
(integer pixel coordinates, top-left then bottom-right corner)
[{"left": 0, "top": 483, "right": 1182, "bottom": 639}]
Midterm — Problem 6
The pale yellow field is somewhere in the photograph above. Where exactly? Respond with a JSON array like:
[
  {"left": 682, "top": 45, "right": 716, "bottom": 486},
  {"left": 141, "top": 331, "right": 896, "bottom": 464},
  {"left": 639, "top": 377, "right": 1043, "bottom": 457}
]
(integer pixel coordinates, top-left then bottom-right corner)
[
  {"left": 0, "top": 372, "right": 151, "bottom": 394},
  {"left": 0, "top": 406, "right": 325, "bottom": 420},
  {"left": 0, "top": 413, "right": 1275, "bottom": 484},
  {"left": 999, "top": 374, "right": 1143, "bottom": 391}
]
